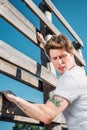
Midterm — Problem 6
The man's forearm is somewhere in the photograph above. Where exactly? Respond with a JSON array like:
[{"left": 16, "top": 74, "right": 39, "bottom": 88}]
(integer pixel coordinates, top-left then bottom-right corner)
[
  {"left": 14, "top": 97, "right": 39, "bottom": 118},
  {"left": 13, "top": 96, "right": 50, "bottom": 123}
]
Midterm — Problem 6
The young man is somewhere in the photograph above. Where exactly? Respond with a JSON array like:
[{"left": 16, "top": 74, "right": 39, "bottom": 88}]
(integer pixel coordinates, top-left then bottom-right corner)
[{"left": 3, "top": 33, "right": 87, "bottom": 130}]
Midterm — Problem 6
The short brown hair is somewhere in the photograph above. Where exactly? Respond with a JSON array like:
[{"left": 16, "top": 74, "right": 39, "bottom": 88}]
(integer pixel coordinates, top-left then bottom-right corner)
[{"left": 44, "top": 34, "right": 74, "bottom": 58}]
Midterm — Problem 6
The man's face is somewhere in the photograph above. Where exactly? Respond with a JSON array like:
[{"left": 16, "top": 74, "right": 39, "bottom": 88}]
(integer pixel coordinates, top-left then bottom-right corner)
[{"left": 49, "top": 49, "right": 75, "bottom": 75}]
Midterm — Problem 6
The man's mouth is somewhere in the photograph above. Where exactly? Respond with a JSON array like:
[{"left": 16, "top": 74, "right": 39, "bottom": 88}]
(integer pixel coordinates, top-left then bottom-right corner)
[{"left": 59, "top": 66, "right": 66, "bottom": 71}]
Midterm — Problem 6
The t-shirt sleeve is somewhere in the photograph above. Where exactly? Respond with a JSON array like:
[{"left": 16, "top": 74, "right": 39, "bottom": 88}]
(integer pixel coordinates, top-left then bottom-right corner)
[{"left": 54, "top": 74, "right": 80, "bottom": 103}]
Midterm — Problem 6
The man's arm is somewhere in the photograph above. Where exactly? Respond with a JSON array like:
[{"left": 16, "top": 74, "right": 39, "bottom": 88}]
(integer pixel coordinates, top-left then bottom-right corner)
[{"left": 2, "top": 91, "right": 69, "bottom": 124}]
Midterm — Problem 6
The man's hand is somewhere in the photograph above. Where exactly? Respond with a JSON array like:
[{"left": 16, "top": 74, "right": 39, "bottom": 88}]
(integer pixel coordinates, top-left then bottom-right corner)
[
  {"left": 2, "top": 90, "right": 16, "bottom": 103},
  {"left": 37, "top": 32, "right": 46, "bottom": 46}
]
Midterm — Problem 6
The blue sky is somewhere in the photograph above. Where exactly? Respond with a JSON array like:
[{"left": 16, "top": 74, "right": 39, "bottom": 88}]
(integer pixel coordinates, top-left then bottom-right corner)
[{"left": 0, "top": 0, "right": 87, "bottom": 129}]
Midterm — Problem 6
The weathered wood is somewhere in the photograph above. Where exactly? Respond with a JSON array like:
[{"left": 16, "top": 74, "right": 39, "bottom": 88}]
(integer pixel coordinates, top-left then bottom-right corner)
[
  {"left": 23, "top": 0, "right": 60, "bottom": 35},
  {"left": 44, "top": 0, "right": 84, "bottom": 47},
  {"left": 74, "top": 49, "right": 86, "bottom": 66},
  {"left": 0, "top": 92, "right": 43, "bottom": 125},
  {"left": 0, "top": 0, "right": 59, "bottom": 47},
  {"left": 23, "top": 0, "right": 85, "bottom": 66},
  {"left": 0, "top": 113, "right": 42, "bottom": 125},
  {"left": 0, "top": 0, "right": 85, "bottom": 66},
  {"left": 0, "top": 40, "right": 58, "bottom": 87},
  {"left": 0, "top": 0, "right": 38, "bottom": 45},
  {"left": 0, "top": 59, "right": 43, "bottom": 91},
  {"left": 43, "top": 0, "right": 86, "bottom": 67},
  {"left": 44, "top": 123, "right": 67, "bottom": 130}
]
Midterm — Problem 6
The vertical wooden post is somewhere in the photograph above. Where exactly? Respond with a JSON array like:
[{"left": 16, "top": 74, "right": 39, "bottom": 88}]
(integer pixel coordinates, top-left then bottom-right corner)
[
  {"left": 39, "top": 2, "right": 67, "bottom": 130},
  {"left": 39, "top": 1, "right": 56, "bottom": 101},
  {"left": 72, "top": 41, "right": 86, "bottom": 67}
]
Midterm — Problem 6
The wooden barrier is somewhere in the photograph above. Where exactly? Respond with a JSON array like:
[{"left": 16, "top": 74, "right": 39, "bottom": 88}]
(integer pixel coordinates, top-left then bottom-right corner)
[{"left": 0, "top": 0, "right": 85, "bottom": 129}]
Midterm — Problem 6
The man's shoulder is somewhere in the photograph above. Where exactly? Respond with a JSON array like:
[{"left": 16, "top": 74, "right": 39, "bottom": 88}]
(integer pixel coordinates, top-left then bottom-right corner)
[{"left": 66, "top": 66, "right": 85, "bottom": 76}]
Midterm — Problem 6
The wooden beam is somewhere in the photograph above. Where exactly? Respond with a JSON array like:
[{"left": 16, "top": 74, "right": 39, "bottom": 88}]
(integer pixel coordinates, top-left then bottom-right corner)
[
  {"left": 0, "top": 59, "right": 42, "bottom": 91},
  {"left": 22, "top": 0, "right": 60, "bottom": 35},
  {"left": 44, "top": 0, "right": 84, "bottom": 47},
  {"left": 0, "top": 0, "right": 85, "bottom": 66},
  {"left": 74, "top": 49, "right": 86, "bottom": 66},
  {"left": 0, "top": 40, "right": 58, "bottom": 87},
  {"left": 0, "top": 113, "right": 42, "bottom": 125},
  {"left": 0, "top": 0, "right": 60, "bottom": 45},
  {"left": 22, "top": 0, "right": 85, "bottom": 66},
  {"left": 0, "top": 0, "right": 38, "bottom": 45},
  {"left": 0, "top": 92, "right": 43, "bottom": 125}
]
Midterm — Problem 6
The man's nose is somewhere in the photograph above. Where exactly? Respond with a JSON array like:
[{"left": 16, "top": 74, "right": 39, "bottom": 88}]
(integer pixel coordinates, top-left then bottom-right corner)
[{"left": 57, "top": 58, "right": 63, "bottom": 64}]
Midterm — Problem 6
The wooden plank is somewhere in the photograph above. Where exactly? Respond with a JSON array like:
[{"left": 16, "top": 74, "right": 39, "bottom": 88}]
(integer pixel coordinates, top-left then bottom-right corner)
[
  {"left": 22, "top": 0, "right": 85, "bottom": 66},
  {"left": 0, "top": 93, "right": 43, "bottom": 125},
  {"left": 23, "top": 0, "right": 60, "bottom": 35},
  {"left": 0, "top": 0, "right": 85, "bottom": 66},
  {"left": 74, "top": 49, "right": 86, "bottom": 66},
  {"left": 0, "top": 59, "right": 43, "bottom": 91},
  {"left": 0, "top": 113, "right": 42, "bottom": 125},
  {"left": 44, "top": 0, "right": 84, "bottom": 47},
  {"left": 0, "top": 40, "right": 58, "bottom": 87},
  {"left": 0, "top": 0, "right": 45, "bottom": 49},
  {"left": 0, "top": 0, "right": 60, "bottom": 44},
  {"left": 0, "top": 0, "right": 38, "bottom": 45}
]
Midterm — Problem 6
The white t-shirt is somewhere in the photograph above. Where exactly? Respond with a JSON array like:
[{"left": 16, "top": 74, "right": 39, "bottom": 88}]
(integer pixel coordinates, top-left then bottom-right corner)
[{"left": 54, "top": 66, "right": 87, "bottom": 130}]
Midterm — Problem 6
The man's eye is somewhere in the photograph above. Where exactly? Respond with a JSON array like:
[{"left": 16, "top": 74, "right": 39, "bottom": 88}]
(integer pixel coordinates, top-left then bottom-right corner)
[
  {"left": 60, "top": 54, "right": 67, "bottom": 59},
  {"left": 52, "top": 57, "right": 57, "bottom": 60},
  {"left": 51, "top": 54, "right": 67, "bottom": 60}
]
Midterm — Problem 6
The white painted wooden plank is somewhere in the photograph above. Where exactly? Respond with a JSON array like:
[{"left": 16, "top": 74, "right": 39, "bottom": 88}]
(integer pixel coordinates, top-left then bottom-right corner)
[
  {"left": 44, "top": 0, "right": 84, "bottom": 47},
  {"left": 0, "top": 0, "right": 85, "bottom": 66},
  {"left": 23, "top": 0, "right": 85, "bottom": 66},
  {"left": 0, "top": 59, "right": 42, "bottom": 90},
  {"left": 0, "top": 0, "right": 38, "bottom": 44},
  {"left": 23, "top": 0, "right": 60, "bottom": 35},
  {"left": 0, "top": 40, "right": 58, "bottom": 87}
]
